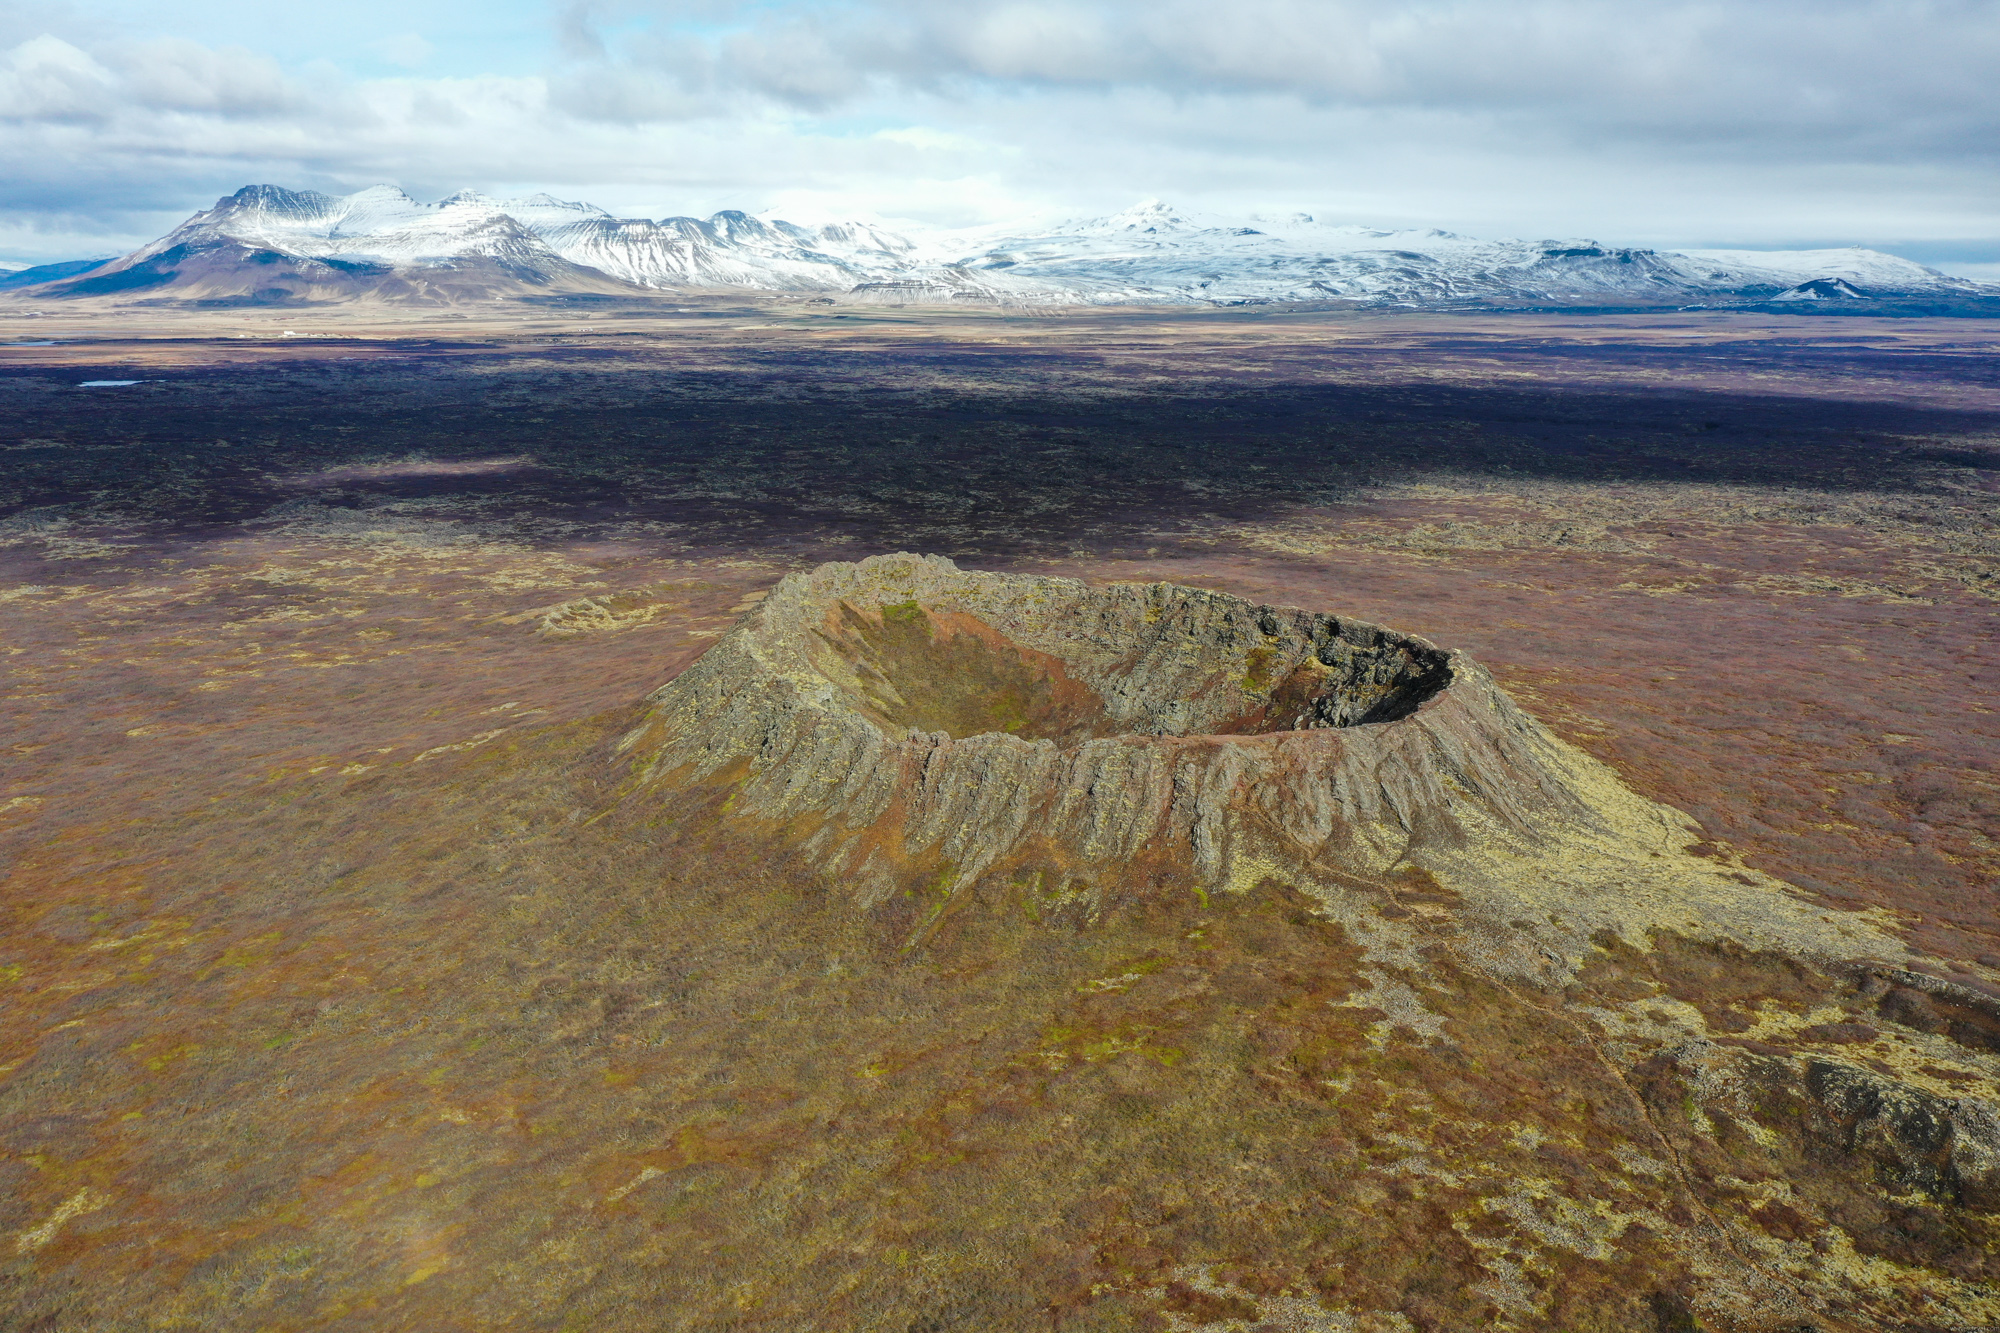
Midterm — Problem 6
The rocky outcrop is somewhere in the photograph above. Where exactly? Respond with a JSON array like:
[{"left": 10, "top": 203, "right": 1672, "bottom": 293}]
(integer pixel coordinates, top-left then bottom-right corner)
[
  {"left": 624, "top": 554, "right": 1903, "bottom": 980},
  {"left": 1803, "top": 1058, "right": 2000, "bottom": 1209},
  {"left": 608, "top": 554, "right": 2000, "bottom": 1328}
]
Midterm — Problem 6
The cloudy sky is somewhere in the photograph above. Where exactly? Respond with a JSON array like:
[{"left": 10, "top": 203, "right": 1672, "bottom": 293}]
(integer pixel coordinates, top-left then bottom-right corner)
[{"left": 2, "top": 0, "right": 1997, "bottom": 272}]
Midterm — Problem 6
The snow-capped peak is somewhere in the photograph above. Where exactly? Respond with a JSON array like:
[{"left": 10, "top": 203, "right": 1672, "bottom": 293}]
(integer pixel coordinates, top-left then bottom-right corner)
[
  {"left": 49, "top": 184, "right": 1996, "bottom": 308},
  {"left": 1086, "top": 199, "right": 1192, "bottom": 234}
]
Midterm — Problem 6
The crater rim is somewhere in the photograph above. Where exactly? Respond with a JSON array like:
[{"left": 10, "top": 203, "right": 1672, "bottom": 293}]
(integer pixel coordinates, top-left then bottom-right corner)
[{"left": 782, "top": 570, "right": 1456, "bottom": 746}]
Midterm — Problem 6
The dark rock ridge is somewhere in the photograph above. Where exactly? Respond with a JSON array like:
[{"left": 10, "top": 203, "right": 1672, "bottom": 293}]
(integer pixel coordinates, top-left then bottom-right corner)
[{"left": 626, "top": 554, "right": 1903, "bottom": 980}]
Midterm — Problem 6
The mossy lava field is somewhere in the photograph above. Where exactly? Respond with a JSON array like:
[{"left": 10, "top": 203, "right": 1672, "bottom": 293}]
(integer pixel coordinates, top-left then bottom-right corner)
[{"left": 2, "top": 303, "right": 1999, "bottom": 1332}]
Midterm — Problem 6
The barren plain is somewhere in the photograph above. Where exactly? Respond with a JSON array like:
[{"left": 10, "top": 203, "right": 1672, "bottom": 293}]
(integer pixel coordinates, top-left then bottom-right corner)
[{"left": 2, "top": 301, "right": 1998, "bottom": 1331}]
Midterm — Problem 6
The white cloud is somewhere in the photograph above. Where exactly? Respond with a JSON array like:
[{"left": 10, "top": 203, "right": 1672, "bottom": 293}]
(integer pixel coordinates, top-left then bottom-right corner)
[
  {"left": 0, "top": 2, "right": 1996, "bottom": 264},
  {"left": 585, "top": 0, "right": 2000, "bottom": 160},
  {"left": 116, "top": 37, "right": 297, "bottom": 114},
  {"left": 871, "top": 125, "right": 990, "bottom": 152},
  {"left": 0, "top": 35, "right": 116, "bottom": 123}
]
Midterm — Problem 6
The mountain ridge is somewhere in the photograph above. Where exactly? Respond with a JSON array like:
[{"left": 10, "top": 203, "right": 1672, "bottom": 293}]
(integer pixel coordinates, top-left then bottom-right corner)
[{"left": 12, "top": 183, "right": 1995, "bottom": 310}]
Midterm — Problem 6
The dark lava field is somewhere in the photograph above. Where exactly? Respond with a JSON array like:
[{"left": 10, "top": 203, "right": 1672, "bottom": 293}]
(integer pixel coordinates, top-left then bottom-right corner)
[{"left": 2, "top": 305, "right": 1998, "bottom": 1331}]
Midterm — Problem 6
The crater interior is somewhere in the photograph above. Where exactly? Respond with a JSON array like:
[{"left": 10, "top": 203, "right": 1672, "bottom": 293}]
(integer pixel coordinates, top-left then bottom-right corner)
[{"left": 806, "top": 586, "right": 1452, "bottom": 743}]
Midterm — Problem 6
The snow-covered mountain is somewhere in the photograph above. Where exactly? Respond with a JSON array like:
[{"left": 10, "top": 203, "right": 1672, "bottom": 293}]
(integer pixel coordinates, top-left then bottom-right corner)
[
  {"left": 16, "top": 186, "right": 1992, "bottom": 309},
  {"left": 903, "top": 201, "right": 1985, "bottom": 307}
]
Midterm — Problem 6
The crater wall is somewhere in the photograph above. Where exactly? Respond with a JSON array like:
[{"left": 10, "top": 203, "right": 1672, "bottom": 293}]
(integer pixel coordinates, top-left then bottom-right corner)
[{"left": 626, "top": 554, "right": 1904, "bottom": 981}]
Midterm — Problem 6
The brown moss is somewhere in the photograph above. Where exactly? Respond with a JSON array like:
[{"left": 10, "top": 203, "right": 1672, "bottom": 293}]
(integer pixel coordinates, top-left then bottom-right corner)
[
  {"left": 1575, "top": 931, "right": 1839, "bottom": 1036},
  {"left": 818, "top": 598, "right": 1120, "bottom": 742},
  {"left": 5, "top": 313, "right": 1998, "bottom": 1332}
]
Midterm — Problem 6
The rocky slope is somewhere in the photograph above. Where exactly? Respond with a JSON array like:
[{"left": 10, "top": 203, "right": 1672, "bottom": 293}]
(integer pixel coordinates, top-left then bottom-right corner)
[
  {"left": 13, "top": 186, "right": 1993, "bottom": 308},
  {"left": 629, "top": 554, "right": 1898, "bottom": 978},
  {"left": 612, "top": 554, "right": 2000, "bottom": 1330}
]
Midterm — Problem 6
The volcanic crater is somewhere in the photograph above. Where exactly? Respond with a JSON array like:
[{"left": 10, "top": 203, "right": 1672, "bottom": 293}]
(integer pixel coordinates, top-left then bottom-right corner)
[
  {"left": 810, "top": 570, "right": 1451, "bottom": 743},
  {"left": 628, "top": 554, "right": 1901, "bottom": 978}
]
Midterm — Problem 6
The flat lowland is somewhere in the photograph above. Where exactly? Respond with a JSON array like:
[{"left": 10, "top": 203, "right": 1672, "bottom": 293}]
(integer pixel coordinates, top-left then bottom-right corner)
[{"left": 1, "top": 302, "right": 1998, "bottom": 1331}]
